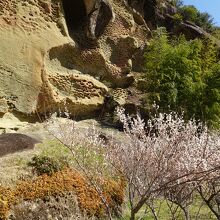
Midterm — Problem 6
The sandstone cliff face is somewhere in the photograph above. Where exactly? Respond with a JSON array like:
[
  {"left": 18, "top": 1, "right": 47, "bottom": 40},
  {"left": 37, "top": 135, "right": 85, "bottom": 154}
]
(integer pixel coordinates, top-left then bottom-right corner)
[{"left": 0, "top": 0, "right": 149, "bottom": 121}]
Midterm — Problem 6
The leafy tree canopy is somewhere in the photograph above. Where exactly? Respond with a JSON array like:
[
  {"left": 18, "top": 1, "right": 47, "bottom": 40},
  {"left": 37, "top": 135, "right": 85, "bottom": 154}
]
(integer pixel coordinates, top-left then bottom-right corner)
[{"left": 143, "top": 28, "right": 220, "bottom": 129}]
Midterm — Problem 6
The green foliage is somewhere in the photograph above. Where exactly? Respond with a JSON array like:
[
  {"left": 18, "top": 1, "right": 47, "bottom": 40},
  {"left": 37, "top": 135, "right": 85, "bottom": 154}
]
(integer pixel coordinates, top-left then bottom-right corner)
[
  {"left": 172, "top": 13, "right": 183, "bottom": 24},
  {"left": 143, "top": 29, "right": 220, "bottom": 128},
  {"left": 180, "top": 5, "right": 198, "bottom": 22},
  {"left": 28, "top": 155, "right": 69, "bottom": 176},
  {"left": 177, "top": 5, "right": 214, "bottom": 31},
  {"left": 212, "top": 27, "right": 220, "bottom": 40}
]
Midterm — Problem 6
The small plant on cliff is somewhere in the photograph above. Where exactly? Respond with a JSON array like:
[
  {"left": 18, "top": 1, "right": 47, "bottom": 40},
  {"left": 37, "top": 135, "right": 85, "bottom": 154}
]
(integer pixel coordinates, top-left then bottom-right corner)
[
  {"left": 172, "top": 2, "right": 214, "bottom": 32},
  {"left": 173, "top": 13, "right": 183, "bottom": 24}
]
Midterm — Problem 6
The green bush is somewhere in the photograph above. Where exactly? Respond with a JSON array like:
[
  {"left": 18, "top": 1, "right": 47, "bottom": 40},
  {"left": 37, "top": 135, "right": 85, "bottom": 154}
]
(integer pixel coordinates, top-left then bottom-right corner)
[
  {"left": 179, "top": 5, "right": 198, "bottom": 22},
  {"left": 173, "top": 13, "right": 183, "bottom": 24},
  {"left": 212, "top": 27, "right": 220, "bottom": 40},
  {"left": 143, "top": 29, "right": 220, "bottom": 129},
  {"left": 28, "top": 155, "right": 69, "bottom": 176}
]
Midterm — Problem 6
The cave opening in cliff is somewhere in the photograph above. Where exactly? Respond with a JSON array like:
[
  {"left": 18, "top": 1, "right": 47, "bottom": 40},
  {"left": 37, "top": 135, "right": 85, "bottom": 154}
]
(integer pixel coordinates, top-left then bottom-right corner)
[{"left": 62, "top": 0, "right": 87, "bottom": 33}]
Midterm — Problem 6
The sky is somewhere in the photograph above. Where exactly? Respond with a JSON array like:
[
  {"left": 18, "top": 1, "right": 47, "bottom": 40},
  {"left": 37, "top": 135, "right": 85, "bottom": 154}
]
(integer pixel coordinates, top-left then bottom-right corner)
[{"left": 182, "top": 0, "right": 220, "bottom": 26}]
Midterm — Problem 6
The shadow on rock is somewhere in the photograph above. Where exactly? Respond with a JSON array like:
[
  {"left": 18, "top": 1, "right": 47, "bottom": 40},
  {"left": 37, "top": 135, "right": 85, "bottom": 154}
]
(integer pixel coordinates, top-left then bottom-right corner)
[{"left": 0, "top": 133, "right": 40, "bottom": 157}]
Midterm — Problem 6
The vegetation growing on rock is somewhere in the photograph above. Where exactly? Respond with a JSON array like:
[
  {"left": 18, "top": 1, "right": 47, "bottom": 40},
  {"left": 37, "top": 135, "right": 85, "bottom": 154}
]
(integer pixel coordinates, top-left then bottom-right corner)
[{"left": 174, "top": 1, "right": 214, "bottom": 32}]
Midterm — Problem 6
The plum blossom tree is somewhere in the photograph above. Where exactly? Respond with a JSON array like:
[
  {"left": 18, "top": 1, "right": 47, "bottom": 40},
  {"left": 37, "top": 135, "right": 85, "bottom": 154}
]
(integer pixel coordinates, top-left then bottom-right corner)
[
  {"left": 106, "top": 107, "right": 220, "bottom": 220},
  {"left": 46, "top": 107, "right": 220, "bottom": 220}
]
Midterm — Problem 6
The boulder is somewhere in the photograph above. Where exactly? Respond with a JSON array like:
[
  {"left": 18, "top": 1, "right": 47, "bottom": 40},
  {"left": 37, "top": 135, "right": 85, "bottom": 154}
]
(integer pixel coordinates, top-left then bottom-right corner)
[{"left": 0, "top": 133, "right": 39, "bottom": 157}]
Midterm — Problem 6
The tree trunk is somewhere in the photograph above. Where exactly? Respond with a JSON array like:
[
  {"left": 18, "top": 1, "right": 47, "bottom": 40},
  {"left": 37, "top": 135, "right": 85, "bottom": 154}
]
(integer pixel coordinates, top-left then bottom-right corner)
[
  {"left": 182, "top": 207, "right": 190, "bottom": 220},
  {"left": 148, "top": 205, "right": 159, "bottom": 220},
  {"left": 175, "top": 202, "right": 190, "bottom": 220},
  {"left": 130, "top": 210, "right": 136, "bottom": 220}
]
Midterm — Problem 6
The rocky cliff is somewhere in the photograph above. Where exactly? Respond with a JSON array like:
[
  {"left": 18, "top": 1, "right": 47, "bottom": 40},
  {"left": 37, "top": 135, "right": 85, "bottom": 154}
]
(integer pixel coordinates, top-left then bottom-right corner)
[
  {"left": 0, "top": 0, "right": 217, "bottom": 128},
  {"left": 0, "top": 0, "right": 150, "bottom": 124}
]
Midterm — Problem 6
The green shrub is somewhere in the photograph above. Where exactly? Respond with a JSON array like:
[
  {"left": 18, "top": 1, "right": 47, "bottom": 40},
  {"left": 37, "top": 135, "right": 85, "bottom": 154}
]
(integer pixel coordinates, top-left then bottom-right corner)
[
  {"left": 173, "top": 13, "right": 183, "bottom": 24},
  {"left": 212, "top": 27, "right": 220, "bottom": 40},
  {"left": 179, "top": 5, "right": 198, "bottom": 22},
  {"left": 143, "top": 29, "right": 220, "bottom": 128},
  {"left": 28, "top": 155, "right": 69, "bottom": 176}
]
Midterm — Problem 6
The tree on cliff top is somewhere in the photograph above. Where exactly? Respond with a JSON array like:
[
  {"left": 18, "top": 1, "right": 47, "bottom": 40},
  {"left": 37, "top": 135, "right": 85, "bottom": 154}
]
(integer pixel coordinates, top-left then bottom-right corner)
[{"left": 172, "top": 1, "right": 215, "bottom": 32}]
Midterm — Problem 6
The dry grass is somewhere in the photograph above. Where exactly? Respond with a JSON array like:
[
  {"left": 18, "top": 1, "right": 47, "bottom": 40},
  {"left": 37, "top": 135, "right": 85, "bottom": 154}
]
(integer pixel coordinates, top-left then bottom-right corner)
[{"left": 0, "top": 167, "right": 125, "bottom": 219}]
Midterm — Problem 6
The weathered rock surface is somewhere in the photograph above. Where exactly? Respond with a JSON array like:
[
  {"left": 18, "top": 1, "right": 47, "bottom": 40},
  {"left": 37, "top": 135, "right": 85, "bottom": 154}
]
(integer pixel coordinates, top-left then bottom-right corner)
[
  {"left": 0, "top": 0, "right": 219, "bottom": 128},
  {"left": 0, "top": 112, "right": 28, "bottom": 132},
  {"left": 0, "top": 0, "right": 149, "bottom": 125},
  {"left": 0, "top": 133, "right": 39, "bottom": 157}
]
